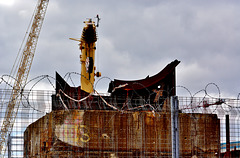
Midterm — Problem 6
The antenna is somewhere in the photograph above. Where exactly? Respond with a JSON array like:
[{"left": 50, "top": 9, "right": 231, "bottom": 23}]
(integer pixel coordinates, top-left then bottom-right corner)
[{"left": 95, "top": 14, "right": 100, "bottom": 27}]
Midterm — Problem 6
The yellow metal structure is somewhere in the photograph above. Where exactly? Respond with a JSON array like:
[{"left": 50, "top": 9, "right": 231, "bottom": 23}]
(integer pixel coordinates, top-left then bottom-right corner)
[
  {"left": 0, "top": 0, "right": 49, "bottom": 156},
  {"left": 79, "top": 19, "right": 99, "bottom": 93}
]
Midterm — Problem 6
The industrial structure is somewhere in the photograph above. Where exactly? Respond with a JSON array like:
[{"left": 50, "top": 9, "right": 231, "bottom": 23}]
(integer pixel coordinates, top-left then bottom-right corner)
[
  {"left": 1, "top": 0, "right": 240, "bottom": 157},
  {"left": 23, "top": 17, "right": 221, "bottom": 157},
  {"left": 0, "top": 0, "right": 49, "bottom": 156}
]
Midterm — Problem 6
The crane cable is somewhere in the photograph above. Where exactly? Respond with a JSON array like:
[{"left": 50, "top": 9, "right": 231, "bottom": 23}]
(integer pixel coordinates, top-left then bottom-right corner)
[
  {"left": 10, "top": 3, "right": 39, "bottom": 85},
  {"left": 0, "top": 3, "right": 39, "bottom": 110}
]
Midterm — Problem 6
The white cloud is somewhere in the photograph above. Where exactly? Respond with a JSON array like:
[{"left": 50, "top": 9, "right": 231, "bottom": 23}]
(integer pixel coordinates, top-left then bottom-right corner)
[{"left": 0, "top": 0, "right": 15, "bottom": 6}]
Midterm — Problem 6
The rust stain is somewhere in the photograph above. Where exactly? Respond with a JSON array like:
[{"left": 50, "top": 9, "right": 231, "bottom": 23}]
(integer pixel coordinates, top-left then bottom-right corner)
[{"left": 24, "top": 110, "right": 220, "bottom": 157}]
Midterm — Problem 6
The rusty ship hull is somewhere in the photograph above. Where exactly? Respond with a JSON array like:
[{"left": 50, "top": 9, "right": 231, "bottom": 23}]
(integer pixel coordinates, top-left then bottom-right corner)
[{"left": 24, "top": 110, "right": 220, "bottom": 157}]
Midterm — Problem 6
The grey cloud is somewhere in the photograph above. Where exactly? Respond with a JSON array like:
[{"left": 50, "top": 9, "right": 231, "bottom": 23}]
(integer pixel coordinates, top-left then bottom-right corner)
[{"left": 1, "top": 0, "right": 240, "bottom": 97}]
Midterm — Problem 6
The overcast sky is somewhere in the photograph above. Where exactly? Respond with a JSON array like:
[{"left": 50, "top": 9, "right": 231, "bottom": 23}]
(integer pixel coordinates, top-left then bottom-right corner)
[{"left": 1, "top": 0, "right": 240, "bottom": 98}]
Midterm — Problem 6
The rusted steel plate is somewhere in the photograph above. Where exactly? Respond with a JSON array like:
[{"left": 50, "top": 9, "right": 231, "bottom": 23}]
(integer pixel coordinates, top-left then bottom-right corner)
[{"left": 24, "top": 110, "right": 220, "bottom": 157}]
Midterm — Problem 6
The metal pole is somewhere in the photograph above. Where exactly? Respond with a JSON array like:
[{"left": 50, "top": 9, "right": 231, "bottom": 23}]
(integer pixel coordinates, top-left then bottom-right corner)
[
  {"left": 226, "top": 114, "right": 230, "bottom": 157},
  {"left": 175, "top": 96, "right": 179, "bottom": 157},
  {"left": 171, "top": 96, "right": 179, "bottom": 158},
  {"left": 171, "top": 96, "right": 176, "bottom": 158},
  {"left": 7, "top": 135, "right": 11, "bottom": 158}
]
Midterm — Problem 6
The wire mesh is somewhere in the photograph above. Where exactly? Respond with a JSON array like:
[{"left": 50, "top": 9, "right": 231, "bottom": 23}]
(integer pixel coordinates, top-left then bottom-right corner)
[
  {"left": 1, "top": 88, "right": 240, "bottom": 157},
  {"left": 178, "top": 96, "right": 240, "bottom": 157},
  {"left": 0, "top": 89, "right": 53, "bottom": 157}
]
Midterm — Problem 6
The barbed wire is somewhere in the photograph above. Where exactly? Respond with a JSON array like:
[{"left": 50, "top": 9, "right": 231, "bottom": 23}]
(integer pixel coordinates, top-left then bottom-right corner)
[{"left": 1, "top": 73, "right": 240, "bottom": 115}]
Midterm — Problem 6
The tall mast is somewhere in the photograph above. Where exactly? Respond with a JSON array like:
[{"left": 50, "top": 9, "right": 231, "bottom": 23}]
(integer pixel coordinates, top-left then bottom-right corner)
[{"left": 79, "top": 19, "right": 100, "bottom": 93}]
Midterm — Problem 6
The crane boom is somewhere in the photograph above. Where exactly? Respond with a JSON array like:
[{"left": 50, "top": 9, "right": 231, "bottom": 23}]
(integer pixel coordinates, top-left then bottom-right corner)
[{"left": 0, "top": 0, "right": 49, "bottom": 156}]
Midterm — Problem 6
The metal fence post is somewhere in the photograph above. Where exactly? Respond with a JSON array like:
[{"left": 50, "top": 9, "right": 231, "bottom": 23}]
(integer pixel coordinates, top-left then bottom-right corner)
[
  {"left": 225, "top": 114, "right": 230, "bottom": 157},
  {"left": 171, "top": 96, "right": 179, "bottom": 158}
]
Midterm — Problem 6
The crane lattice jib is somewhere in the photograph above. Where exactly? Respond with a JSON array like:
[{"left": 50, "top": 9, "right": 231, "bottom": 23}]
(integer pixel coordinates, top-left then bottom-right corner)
[{"left": 0, "top": 0, "right": 49, "bottom": 156}]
